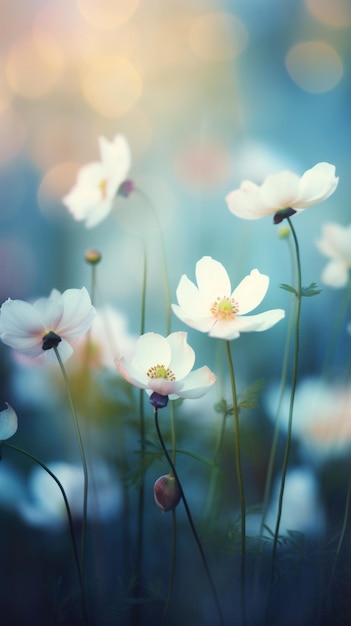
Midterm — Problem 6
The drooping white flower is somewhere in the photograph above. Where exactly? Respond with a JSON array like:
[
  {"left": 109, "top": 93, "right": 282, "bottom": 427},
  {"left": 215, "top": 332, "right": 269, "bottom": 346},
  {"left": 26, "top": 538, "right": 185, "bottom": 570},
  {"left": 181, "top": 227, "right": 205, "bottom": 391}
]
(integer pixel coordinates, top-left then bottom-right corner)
[
  {"left": 316, "top": 222, "right": 351, "bottom": 288},
  {"left": 0, "top": 288, "right": 96, "bottom": 363},
  {"left": 226, "top": 162, "right": 338, "bottom": 222},
  {"left": 63, "top": 134, "right": 131, "bottom": 228},
  {"left": 114, "top": 331, "right": 216, "bottom": 400},
  {"left": 0, "top": 403, "right": 18, "bottom": 440},
  {"left": 172, "top": 256, "right": 285, "bottom": 341}
]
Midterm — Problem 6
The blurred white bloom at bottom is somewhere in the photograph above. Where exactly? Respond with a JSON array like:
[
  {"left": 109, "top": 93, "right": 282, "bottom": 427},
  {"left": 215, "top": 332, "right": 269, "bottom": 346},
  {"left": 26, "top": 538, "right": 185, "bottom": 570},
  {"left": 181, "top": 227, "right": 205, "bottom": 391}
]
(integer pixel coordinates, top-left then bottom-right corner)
[{"left": 19, "top": 461, "right": 122, "bottom": 528}]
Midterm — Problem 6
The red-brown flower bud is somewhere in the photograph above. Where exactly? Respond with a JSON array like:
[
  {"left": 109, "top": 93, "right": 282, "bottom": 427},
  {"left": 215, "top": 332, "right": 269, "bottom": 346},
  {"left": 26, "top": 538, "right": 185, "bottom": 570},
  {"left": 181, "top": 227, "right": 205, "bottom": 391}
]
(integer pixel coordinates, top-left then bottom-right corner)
[{"left": 154, "top": 473, "right": 181, "bottom": 512}]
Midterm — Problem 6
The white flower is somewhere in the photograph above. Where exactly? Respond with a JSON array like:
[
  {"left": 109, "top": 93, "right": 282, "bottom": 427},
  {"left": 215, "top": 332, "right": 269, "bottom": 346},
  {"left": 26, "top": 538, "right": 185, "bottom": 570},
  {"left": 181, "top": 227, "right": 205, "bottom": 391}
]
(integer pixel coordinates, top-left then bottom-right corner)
[
  {"left": 316, "top": 222, "right": 351, "bottom": 288},
  {"left": 0, "top": 403, "right": 18, "bottom": 440},
  {"left": 63, "top": 134, "right": 131, "bottom": 228},
  {"left": 114, "top": 331, "right": 217, "bottom": 400},
  {"left": 0, "top": 287, "right": 96, "bottom": 363},
  {"left": 172, "top": 256, "right": 285, "bottom": 341},
  {"left": 226, "top": 162, "right": 338, "bottom": 222},
  {"left": 19, "top": 460, "right": 122, "bottom": 528}
]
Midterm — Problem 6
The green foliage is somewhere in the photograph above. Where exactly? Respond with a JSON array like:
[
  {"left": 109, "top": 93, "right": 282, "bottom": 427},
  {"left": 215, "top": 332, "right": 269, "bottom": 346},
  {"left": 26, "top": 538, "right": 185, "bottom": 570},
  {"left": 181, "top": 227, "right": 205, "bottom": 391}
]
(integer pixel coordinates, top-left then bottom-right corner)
[{"left": 280, "top": 282, "right": 322, "bottom": 297}]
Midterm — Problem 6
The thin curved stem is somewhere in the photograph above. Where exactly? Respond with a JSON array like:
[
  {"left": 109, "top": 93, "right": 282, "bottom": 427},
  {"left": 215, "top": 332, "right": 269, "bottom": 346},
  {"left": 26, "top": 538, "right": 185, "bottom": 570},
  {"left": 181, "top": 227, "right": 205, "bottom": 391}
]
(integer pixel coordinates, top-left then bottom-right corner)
[
  {"left": 2, "top": 441, "right": 88, "bottom": 624},
  {"left": 161, "top": 508, "right": 177, "bottom": 623},
  {"left": 268, "top": 217, "right": 302, "bottom": 611},
  {"left": 225, "top": 340, "right": 247, "bottom": 626},
  {"left": 154, "top": 407, "right": 225, "bottom": 626},
  {"left": 54, "top": 347, "right": 89, "bottom": 576}
]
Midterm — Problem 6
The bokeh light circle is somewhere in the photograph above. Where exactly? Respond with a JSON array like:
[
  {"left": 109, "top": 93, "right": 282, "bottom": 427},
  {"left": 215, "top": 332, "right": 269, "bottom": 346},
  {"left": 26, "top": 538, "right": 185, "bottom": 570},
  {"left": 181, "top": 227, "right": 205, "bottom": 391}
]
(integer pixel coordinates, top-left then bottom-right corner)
[
  {"left": 76, "top": 0, "right": 139, "bottom": 29},
  {"left": 306, "top": 0, "right": 351, "bottom": 28},
  {"left": 37, "top": 162, "right": 80, "bottom": 224},
  {"left": 188, "top": 12, "right": 248, "bottom": 61},
  {"left": 285, "top": 41, "right": 343, "bottom": 93},
  {"left": 81, "top": 55, "right": 142, "bottom": 117}
]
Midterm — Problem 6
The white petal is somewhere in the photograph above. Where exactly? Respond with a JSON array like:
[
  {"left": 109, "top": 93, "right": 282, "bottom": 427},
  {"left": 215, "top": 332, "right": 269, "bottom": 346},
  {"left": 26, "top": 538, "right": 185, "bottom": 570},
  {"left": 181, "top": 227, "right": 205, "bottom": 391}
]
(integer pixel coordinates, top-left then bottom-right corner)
[
  {"left": 171, "top": 304, "right": 215, "bottom": 333},
  {"left": 173, "top": 366, "right": 217, "bottom": 399},
  {"left": 57, "top": 288, "right": 95, "bottom": 339},
  {"left": 114, "top": 355, "right": 149, "bottom": 388},
  {"left": 195, "top": 256, "right": 231, "bottom": 302},
  {"left": 166, "top": 332, "right": 195, "bottom": 379},
  {"left": 208, "top": 321, "right": 240, "bottom": 340},
  {"left": 99, "top": 134, "right": 131, "bottom": 180},
  {"left": 233, "top": 269, "right": 269, "bottom": 314},
  {"left": 174, "top": 274, "right": 210, "bottom": 318},
  {"left": 321, "top": 260, "right": 349, "bottom": 288},
  {"left": 234, "top": 309, "right": 285, "bottom": 332},
  {"left": 294, "top": 163, "right": 338, "bottom": 208},
  {"left": 260, "top": 170, "right": 301, "bottom": 210},
  {"left": 226, "top": 180, "right": 269, "bottom": 220},
  {"left": 0, "top": 403, "right": 18, "bottom": 440},
  {"left": 135, "top": 333, "right": 172, "bottom": 370}
]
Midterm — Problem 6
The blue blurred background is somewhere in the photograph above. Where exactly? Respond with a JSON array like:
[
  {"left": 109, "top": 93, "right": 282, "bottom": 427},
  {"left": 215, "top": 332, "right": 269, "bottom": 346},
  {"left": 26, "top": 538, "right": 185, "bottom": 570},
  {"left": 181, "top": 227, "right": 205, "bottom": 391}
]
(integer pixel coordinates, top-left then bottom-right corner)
[{"left": 1, "top": 0, "right": 351, "bottom": 624}]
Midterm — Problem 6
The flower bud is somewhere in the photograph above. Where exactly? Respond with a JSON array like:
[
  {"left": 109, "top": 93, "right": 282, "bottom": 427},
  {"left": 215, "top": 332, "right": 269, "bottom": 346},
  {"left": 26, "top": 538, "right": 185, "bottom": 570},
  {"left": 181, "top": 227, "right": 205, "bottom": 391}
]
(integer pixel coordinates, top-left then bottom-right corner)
[
  {"left": 118, "top": 179, "right": 135, "bottom": 197},
  {"left": 85, "top": 248, "right": 102, "bottom": 265},
  {"left": 154, "top": 473, "right": 181, "bottom": 512}
]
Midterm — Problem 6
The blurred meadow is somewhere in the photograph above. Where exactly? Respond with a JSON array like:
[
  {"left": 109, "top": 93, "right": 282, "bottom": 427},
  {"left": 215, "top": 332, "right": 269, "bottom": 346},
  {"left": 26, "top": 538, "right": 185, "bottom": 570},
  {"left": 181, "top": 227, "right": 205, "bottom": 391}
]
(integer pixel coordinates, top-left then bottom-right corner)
[{"left": 1, "top": 0, "right": 351, "bottom": 625}]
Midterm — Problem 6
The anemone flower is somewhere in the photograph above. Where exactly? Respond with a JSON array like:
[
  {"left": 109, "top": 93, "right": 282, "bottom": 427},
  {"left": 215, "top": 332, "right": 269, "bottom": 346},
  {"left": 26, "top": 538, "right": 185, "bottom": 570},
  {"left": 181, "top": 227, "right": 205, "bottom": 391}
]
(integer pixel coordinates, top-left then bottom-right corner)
[
  {"left": 63, "top": 134, "right": 131, "bottom": 228},
  {"left": 316, "top": 222, "right": 351, "bottom": 288},
  {"left": 0, "top": 287, "right": 95, "bottom": 363},
  {"left": 226, "top": 162, "right": 338, "bottom": 223},
  {"left": 0, "top": 403, "right": 18, "bottom": 440},
  {"left": 114, "top": 331, "right": 216, "bottom": 400},
  {"left": 172, "top": 256, "right": 285, "bottom": 340}
]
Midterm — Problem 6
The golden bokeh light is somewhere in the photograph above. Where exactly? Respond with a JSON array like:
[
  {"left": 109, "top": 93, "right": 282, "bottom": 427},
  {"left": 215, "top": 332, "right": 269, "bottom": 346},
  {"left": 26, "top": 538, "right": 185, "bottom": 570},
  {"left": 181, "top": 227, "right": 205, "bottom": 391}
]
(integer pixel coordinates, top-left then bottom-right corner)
[
  {"left": 5, "top": 30, "right": 64, "bottom": 99},
  {"left": 76, "top": 0, "right": 139, "bottom": 29},
  {"left": 188, "top": 12, "right": 248, "bottom": 62},
  {"left": 285, "top": 41, "right": 343, "bottom": 93},
  {"left": 306, "top": 0, "right": 351, "bottom": 28},
  {"left": 80, "top": 54, "right": 143, "bottom": 117},
  {"left": 37, "top": 162, "right": 80, "bottom": 223}
]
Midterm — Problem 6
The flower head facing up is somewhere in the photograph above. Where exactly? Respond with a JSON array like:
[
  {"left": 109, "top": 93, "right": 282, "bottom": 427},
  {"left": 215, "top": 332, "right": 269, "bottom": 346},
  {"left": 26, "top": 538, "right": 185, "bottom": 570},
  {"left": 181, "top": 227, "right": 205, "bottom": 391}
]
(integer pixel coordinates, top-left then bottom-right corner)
[
  {"left": 63, "top": 134, "right": 131, "bottom": 228},
  {"left": 0, "top": 403, "right": 18, "bottom": 440},
  {"left": 316, "top": 222, "right": 351, "bottom": 288},
  {"left": 0, "top": 287, "right": 96, "bottom": 363},
  {"left": 114, "top": 331, "right": 216, "bottom": 404},
  {"left": 226, "top": 162, "right": 338, "bottom": 222},
  {"left": 172, "top": 256, "right": 285, "bottom": 341}
]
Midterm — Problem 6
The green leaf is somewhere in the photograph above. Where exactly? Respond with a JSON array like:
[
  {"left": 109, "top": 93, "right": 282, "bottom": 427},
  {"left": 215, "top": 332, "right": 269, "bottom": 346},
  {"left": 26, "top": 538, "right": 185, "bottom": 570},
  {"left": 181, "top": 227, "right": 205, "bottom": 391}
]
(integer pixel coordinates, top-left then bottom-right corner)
[
  {"left": 301, "top": 282, "right": 322, "bottom": 297},
  {"left": 238, "top": 378, "right": 265, "bottom": 409},
  {"left": 280, "top": 283, "right": 298, "bottom": 296}
]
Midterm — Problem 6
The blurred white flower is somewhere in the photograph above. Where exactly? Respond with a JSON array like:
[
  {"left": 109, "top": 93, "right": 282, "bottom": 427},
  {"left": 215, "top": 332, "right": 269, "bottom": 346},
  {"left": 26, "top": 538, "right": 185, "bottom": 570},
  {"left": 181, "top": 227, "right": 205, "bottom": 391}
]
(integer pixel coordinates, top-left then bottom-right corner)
[
  {"left": 115, "top": 331, "right": 216, "bottom": 400},
  {"left": 0, "top": 288, "right": 95, "bottom": 363},
  {"left": 226, "top": 162, "right": 338, "bottom": 223},
  {"left": 172, "top": 256, "right": 285, "bottom": 340},
  {"left": 266, "top": 378, "right": 351, "bottom": 463},
  {"left": 0, "top": 403, "right": 18, "bottom": 440},
  {"left": 19, "top": 460, "right": 122, "bottom": 528},
  {"left": 80, "top": 305, "right": 136, "bottom": 369},
  {"left": 63, "top": 134, "right": 131, "bottom": 228},
  {"left": 316, "top": 222, "right": 351, "bottom": 288}
]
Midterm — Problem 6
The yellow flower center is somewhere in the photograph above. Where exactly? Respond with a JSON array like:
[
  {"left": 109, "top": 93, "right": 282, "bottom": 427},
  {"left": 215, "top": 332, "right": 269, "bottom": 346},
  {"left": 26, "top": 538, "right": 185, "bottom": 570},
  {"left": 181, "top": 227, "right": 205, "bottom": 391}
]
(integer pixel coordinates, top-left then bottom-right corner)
[
  {"left": 210, "top": 296, "right": 239, "bottom": 320},
  {"left": 147, "top": 364, "right": 176, "bottom": 381},
  {"left": 99, "top": 178, "right": 108, "bottom": 199}
]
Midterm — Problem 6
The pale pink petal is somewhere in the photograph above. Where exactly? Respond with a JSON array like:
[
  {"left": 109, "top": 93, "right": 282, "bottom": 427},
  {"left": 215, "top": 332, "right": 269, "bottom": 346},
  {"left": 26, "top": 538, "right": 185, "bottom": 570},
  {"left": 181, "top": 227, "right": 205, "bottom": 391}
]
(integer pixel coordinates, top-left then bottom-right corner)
[
  {"left": 114, "top": 355, "right": 149, "bottom": 388},
  {"left": 321, "top": 259, "right": 349, "bottom": 288},
  {"left": 33, "top": 297, "right": 64, "bottom": 331},
  {"left": 316, "top": 223, "right": 345, "bottom": 259},
  {"left": 260, "top": 170, "right": 301, "bottom": 210},
  {"left": 135, "top": 333, "right": 171, "bottom": 371},
  {"left": 294, "top": 163, "right": 339, "bottom": 208},
  {"left": 226, "top": 180, "right": 268, "bottom": 220},
  {"left": 174, "top": 274, "right": 210, "bottom": 317},
  {"left": 232, "top": 269, "right": 269, "bottom": 314},
  {"left": 166, "top": 332, "right": 195, "bottom": 379},
  {"left": 0, "top": 403, "right": 18, "bottom": 440},
  {"left": 195, "top": 256, "right": 231, "bottom": 302},
  {"left": 172, "top": 366, "right": 217, "bottom": 398}
]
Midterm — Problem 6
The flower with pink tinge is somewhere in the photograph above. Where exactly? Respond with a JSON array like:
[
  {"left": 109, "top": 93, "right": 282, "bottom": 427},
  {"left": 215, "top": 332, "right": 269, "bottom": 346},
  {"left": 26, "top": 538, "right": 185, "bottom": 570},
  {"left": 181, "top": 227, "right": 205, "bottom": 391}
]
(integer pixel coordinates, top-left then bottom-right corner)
[
  {"left": 63, "top": 134, "right": 131, "bottom": 228},
  {"left": 172, "top": 256, "right": 285, "bottom": 341},
  {"left": 115, "top": 331, "right": 216, "bottom": 400},
  {"left": 226, "top": 162, "right": 338, "bottom": 223},
  {"left": 0, "top": 287, "right": 95, "bottom": 363},
  {"left": 0, "top": 403, "right": 18, "bottom": 440},
  {"left": 316, "top": 222, "right": 351, "bottom": 288}
]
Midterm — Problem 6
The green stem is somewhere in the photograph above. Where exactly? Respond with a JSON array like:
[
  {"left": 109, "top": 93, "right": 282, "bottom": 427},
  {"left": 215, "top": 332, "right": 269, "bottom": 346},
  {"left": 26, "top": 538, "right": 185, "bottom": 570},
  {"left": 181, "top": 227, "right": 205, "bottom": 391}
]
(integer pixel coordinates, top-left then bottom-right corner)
[
  {"left": 53, "top": 347, "right": 89, "bottom": 577},
  {"left": 225, "top": 340, "right": 246, "bottom": 626},
  {"left": 2, "top": 442, "right": 88, "bottom": 624},
  {"left": 154, "top": 407, "right": 225, "bottom": 626},
  {"left": 161, "top": 508, "right": 177, "bottom": 624},
  {"left": 268, "top": 217, "right": 302, "bottom": 610}
]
